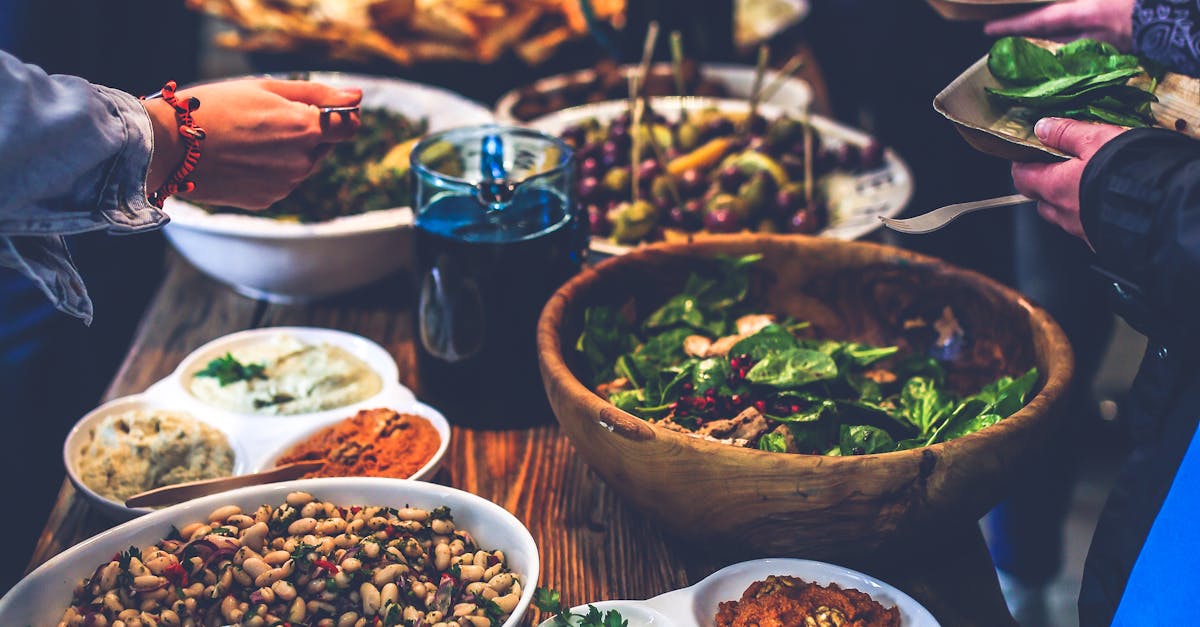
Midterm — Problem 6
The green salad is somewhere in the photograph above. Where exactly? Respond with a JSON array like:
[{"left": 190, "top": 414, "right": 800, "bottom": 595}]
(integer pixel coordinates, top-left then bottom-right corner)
[
  {"left": 576, "top": 255, "right": 1038, "bottom": 456},
  {"left": 986, "top": 37, "right": 1159, "bottom": 128},
  {"left": 208, "top": 108, "right": 428, "bottom": 222}
]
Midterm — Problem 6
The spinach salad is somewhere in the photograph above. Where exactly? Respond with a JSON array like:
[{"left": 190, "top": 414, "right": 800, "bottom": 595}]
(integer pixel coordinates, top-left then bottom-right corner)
[
  {"left": 986, "top": 37, "right": 1159, "bottom": 128},
  {"left": 576, "top": 255, "right": 1038, "bottom": 456}
]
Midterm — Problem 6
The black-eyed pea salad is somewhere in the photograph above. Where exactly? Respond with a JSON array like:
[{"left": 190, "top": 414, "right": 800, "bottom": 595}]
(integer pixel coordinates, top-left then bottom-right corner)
[{"left": 59, "top": 492, "right": 523, "bottom": 627}]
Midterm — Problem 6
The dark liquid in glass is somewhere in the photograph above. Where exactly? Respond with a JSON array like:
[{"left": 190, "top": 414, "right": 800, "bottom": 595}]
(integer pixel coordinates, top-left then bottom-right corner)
[{"left": 414, "top": 189, "right": 581, "bottom": 427}]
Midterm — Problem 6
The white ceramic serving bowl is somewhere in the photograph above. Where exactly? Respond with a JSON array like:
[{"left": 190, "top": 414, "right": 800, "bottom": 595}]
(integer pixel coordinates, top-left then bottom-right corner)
[
  {"left": 526, "top": 97, "right": 914, "bottom": 254},
  {"left": 64, "top": 326, "right": 451, "bottom": 519},
  {"left": 540, "top": 558, "right": 938, "bottom": 627},
  {"left": 0, "top": 478, "right": 540, "bottom": 627},
  {"left": 494, "top": 63, "right": 814, "bottom": 123},
  {"left": 163, "top": 72, "right": 494, "bottom": 302}
]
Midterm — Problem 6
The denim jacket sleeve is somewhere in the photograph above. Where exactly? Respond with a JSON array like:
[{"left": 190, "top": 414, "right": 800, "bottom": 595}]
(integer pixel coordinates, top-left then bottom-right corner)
[
  {"left": 0, "top": 50, "right": 168, "bottom": 324},
  {"left": 1134, "top": 1, "right": 1200, "bottom": 78}
]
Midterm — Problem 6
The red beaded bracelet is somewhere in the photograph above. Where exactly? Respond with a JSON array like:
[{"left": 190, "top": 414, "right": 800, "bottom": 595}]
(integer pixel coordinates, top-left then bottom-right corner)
[{"left": 145, "top": 81, "right": 206, "bottom": 208}]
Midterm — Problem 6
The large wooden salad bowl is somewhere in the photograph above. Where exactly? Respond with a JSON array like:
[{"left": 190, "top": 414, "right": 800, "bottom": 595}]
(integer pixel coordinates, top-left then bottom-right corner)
[{"left": 537, "top": 235, "right": 1072, "bottom": 559}]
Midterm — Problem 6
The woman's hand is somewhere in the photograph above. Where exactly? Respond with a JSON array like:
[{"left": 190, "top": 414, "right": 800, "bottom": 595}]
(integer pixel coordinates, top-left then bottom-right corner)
[
  {"left": 143, "top": 78, "right": 361, "bottom": 209},
  {"left": 1011, "top": 117, "right": 1127, "bottom": 242},
  {"left": 984, "top": 0, "right": 1135, "bottom": 51}
]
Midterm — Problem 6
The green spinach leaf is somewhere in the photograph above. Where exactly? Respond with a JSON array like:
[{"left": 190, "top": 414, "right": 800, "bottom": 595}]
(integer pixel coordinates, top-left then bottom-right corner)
[
  {"left": 576, "top": 306, "right": 637, "bottom": 385},
  {"left": 900, "top": 376, "right": 954, "bottom": 436},
  {"left": 728, "top": 324, "right": 800, "bottom": 361},
  {"left": 758, "top": 431, "right": 790, "bottom": 453},
  {"left": 938, "top": 412, "right": 1003, "bottom": 442},
  {"left": 988, "top": 37, "right": 1066, "bottom": 85},
  {"left": 839, "top": 424, "right": 895, "bottom": 456},
  {"left": 608, "top": 389, "right": 644, "bottom": 414},
  {"left": 745, "top": 348, "right": 838, "bottom": 389},
  {"left": 692, "top": 357, "right": 732, "bottom": 395}
]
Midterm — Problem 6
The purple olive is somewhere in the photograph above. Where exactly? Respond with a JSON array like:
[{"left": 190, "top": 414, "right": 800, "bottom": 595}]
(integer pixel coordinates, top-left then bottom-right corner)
[
  {"left": 746, "top": 113, "right": 768, "bottom": 136},
  {"left": 835, "top": 143, "right": 862, "bottom": 170},
  {"left": 667, "top": 206, "right": 689, "bottom": 228},
  {"left": 609, "top": 128, "right": 632, "bottom": 151},
  {"left": 637, "top": 158, "right": 662, "bottom": 181},
  {"left": 706, "top": 116, "right": 735, "bottom": 138},
  {"left": 717, "top": 165, "right": 746, "bottom": 193},
  {"left": 775, "top": 185, "right": 806, "bottom": 215},
  {"left": 578, "top": 176, "right": 604, "bottom": 202},
  {"left": 575, "top": 143, "right": 599, "bottom": 164},
  {"left": 788, "top": 209, "right": 821, "bottom": 234},
  {"left": 679, "top": 168, "right": 704, "bottom": 196},
  {"left": 704, "top": 207, "right": 742, "bottom": 233},
  {"left": 560, "top": 125, "right": 586, "bottom": 148},
  {"left": 860, "top": 140, "right": 885, "bottom": 170},
  {"left": 781, "top": 154, "right": 805, "bottom": 180},
  {"left": 580, "top": 156, "right": 601, "bottom": 178},
  {"left": 680, "top": 199, "right": 705, "bottom": 231},
  {"left": 601, "top": 140, "right": 624, "bottom": 168},
  {"left": 588, "top": 204, "right": 610, "bottom": 236}
]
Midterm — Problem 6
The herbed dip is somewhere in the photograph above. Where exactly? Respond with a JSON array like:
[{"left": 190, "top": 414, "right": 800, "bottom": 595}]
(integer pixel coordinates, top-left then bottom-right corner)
[
  {"left": 78, "top": 409, "right": 234, "bottom": 502},
  {"left": 187, "top": 334, "right": 382, "bottom": 415}
]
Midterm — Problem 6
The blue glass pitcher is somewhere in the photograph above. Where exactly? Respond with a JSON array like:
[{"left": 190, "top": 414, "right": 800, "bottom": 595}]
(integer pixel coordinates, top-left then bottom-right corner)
[{"left": 410, "top": 125, "right": 581, "bottom": 426}]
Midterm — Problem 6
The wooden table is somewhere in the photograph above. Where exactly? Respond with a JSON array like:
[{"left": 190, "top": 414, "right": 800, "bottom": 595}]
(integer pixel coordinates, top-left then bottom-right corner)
[{"left": 27, "top": 257, "right": 1016, "bottom": 626}]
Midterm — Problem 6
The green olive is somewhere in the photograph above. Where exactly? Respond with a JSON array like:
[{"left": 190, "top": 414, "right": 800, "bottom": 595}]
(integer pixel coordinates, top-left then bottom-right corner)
[
  {"left": 607, "top": 200, "right": 659, "bottom": 243},
  {"left": 603, "top": 167, "right": 632, "bottom": 195}
]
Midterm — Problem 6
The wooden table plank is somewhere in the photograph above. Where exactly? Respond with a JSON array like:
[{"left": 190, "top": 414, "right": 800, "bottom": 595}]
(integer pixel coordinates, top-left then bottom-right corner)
[{"left": 28, "top": 256, "right": 1015, "bottom": 626}]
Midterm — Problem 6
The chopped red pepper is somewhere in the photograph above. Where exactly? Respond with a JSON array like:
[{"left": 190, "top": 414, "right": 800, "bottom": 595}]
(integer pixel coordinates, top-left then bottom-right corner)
[
  {"left": 163, "top": 562, "right": 188, "bottom": 587},
  {"left": 313, "top": 558, "right": 340, "bottom": 574}
]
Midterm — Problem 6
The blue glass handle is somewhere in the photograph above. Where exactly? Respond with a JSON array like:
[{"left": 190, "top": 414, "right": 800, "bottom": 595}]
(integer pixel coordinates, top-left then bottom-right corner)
[
  {"left": 481, "top": 134, "right": 506, "bottom": 182},
  {"left": 476, "top": 134, "right": 517, "bottom": 210}
]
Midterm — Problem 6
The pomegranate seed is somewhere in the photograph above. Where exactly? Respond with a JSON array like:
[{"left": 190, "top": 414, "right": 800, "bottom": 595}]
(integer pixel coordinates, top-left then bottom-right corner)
[
  {"left": 731, "top": 394, "right": 743, "bottom": 406},
  {"left": 754, "top": 400, "right": 767, "bottom": 412},
  {"left": 790, "top": 404, "right": 801, "bottom": 413},
  {"left": 729, "top": 357, "right": 741, "bottom": 369},
  {"left": 681, "top": 382, "right": 693, "bottom": 393}
]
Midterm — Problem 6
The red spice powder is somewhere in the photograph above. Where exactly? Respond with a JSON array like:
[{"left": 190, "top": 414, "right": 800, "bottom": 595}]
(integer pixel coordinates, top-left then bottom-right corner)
[{"left": 277, "top": 408, "right": 440, "bottom": 479}]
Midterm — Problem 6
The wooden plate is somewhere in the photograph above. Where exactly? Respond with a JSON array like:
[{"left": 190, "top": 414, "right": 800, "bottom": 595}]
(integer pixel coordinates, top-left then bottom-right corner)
[{"left": 936, "top": 40, "right": 1200, "bottom": 161}]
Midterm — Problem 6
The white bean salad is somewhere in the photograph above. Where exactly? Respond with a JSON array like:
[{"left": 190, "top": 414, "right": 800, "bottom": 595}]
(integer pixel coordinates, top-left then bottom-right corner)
[{"left": 58, "top": 492, "right": 522, "bottom": 627}]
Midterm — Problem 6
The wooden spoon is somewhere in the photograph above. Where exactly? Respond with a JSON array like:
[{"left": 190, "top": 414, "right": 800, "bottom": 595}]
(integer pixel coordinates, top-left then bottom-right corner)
[{"left": 124, "top": 461, "right": 324, "bottom": 509}]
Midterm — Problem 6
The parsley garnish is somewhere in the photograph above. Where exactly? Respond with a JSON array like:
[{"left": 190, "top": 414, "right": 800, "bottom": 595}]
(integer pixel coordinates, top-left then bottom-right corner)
[
  {"left": 253, "top": 393, "right": 296, "bottom": 409},
  {"left": 195, "top": 353, "right": 267, "bottom": 386},
  {"left": 533, "top": 587, "right": 628, "bottom": 627},
  {"left": 430, "top": 506, "right": 453, "bottom": 521},
  {"left": 289, "top": 542, "right": 320, "bottom": 564}
]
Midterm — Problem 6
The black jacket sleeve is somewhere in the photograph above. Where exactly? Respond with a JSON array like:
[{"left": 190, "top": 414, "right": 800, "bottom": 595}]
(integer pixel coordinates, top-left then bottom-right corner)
[{"left": 1080, "top": 128, "right": 1200, "bottom": 353}]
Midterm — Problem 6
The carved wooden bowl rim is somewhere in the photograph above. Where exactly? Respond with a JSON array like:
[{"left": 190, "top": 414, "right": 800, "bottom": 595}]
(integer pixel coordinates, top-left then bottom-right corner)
[{"left": 537, "top": 233, "right": 1074, "bottom": 469}]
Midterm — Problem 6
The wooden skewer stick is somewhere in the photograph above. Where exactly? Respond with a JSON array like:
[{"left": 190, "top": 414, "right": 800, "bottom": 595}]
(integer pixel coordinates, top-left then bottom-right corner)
[
  {"left": 803, "top": 102, "right": 815, "bottom": 212},
  {"left": 637, "top": 21, "right": 660, "bottom": 91},
  {"left": 643, "top": 116, "right": 683, "bottom": 206},
  {"left": 670, "top": 30, "right": 688, "bottom": 120},
  {"left": 630, "top": 22, "right": 660, "bottom": 203},
  {"left": 669, "top": 31, "right": 686, "bottom": 94},
  {"left": 747, "top": 44, "right": 770, "bottom": 123},
  {"left": 630, "top": 75, "right": 644, "bottom": 202},
  {"left": 759, "top": 53, "right": 807, "bottom": 105}
]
